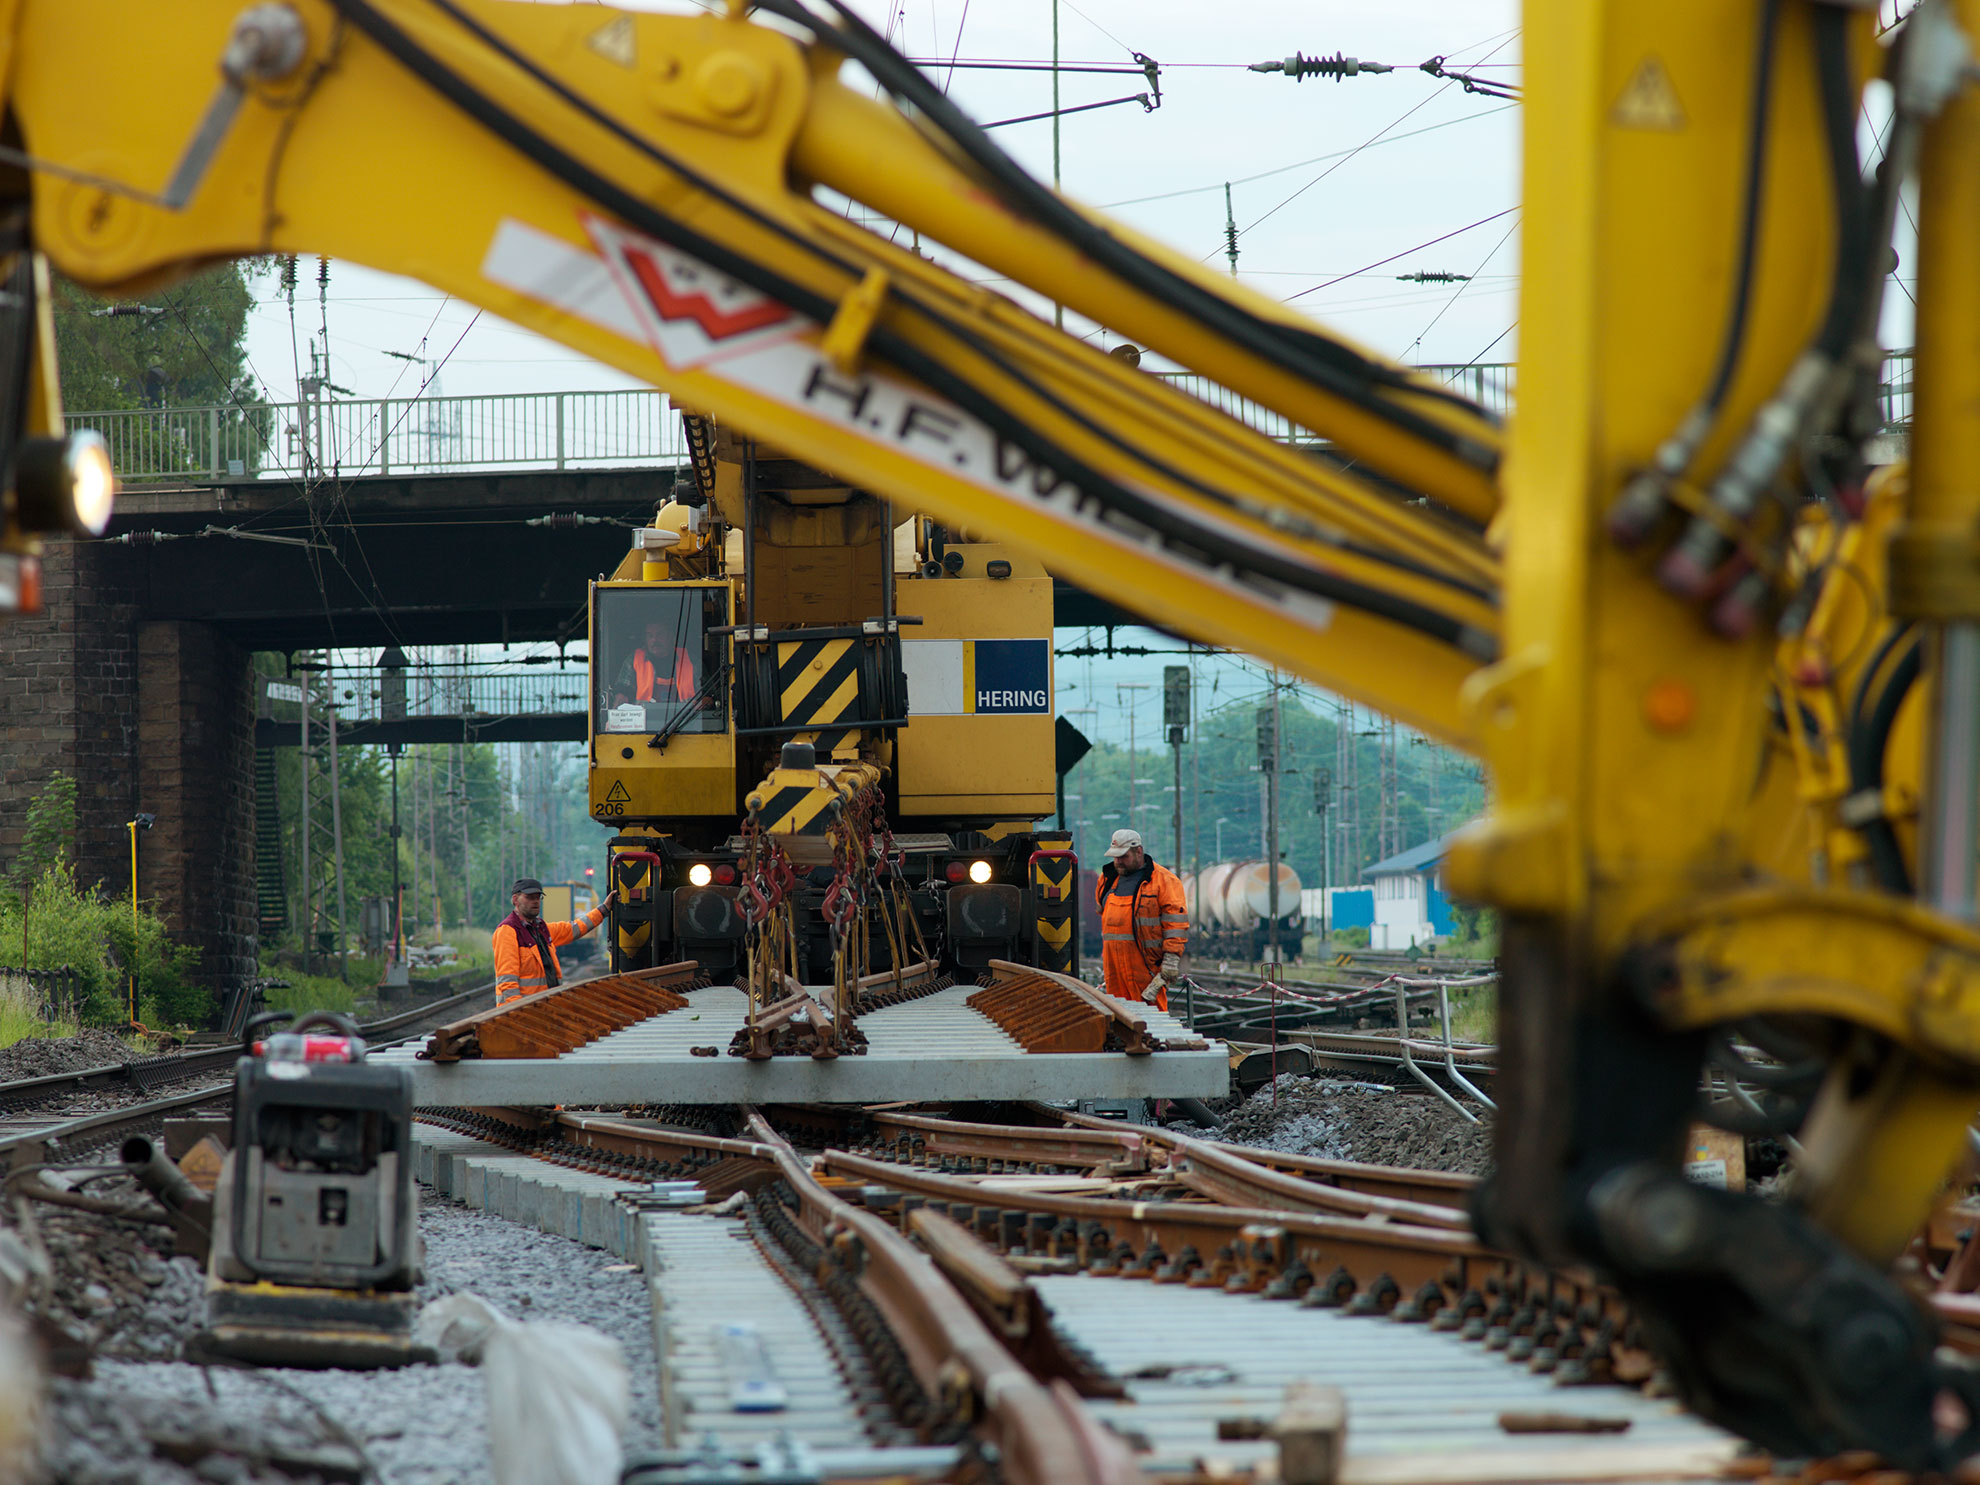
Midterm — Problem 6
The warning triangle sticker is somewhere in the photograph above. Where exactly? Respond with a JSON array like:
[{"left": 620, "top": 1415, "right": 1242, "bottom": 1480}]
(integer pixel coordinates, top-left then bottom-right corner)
[
  {"left": 587, "top": 15, "right": 636, "bottom": 68},
  {"left": 1612, "top": 56, "right": 1685, "bottom": 131},
  {"left": 605, "top": 780, "right": 631, "bottom": 803}
]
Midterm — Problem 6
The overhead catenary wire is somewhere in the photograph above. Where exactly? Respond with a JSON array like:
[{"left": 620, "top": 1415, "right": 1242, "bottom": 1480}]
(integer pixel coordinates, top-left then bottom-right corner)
[
  {"left": 1405, "top": 214, "right": 1520, "bottom": 359},
  {"left": 1227, "top": 30, "right": 1520, "bottom": 246},
  {"left": 1288, "top": 206, "right": 1519, "bottom": 303},
  {"left": 1099, "top": 105, "right": 1517, "bottom": 209},
  {"left": 759, "top": 0, "right": 1493, "bottom": 433}
]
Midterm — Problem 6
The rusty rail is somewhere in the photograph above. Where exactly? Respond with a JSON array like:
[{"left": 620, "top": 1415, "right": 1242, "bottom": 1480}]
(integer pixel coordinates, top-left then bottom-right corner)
[
  {"left": 740, "top": 1112, "right": 1147, "bottom": 1484},
  {"left": 818, "top": 1144, "right": 1485, "bottom": 1301},
  {"left": 863, "top": 1109, "right": 1464, "bottom": 1228},
  {"left": 420, "top": 963, "right": 703, "bottom": 1061},
  {"left": 870, "top": 1109, "right": 1152, "bottom": 1174},
  {"left": 1048, "top": 1103, "right": 1477, "bottom": 1210},
  {"left": 973, "top": 959, "right": 1207, "bottom": 1055},
  {"left": 423, "top": 1099, "right": 1648, "bottom": 1407}
]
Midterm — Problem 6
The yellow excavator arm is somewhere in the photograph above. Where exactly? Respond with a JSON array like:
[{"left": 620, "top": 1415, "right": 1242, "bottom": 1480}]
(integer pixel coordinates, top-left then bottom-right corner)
[
  {"left": 11, "top": 0, "right": 1980, "bottom": 1466},
  {"left": 1, "top": 0, "right": 1498, "bottom": 745}
]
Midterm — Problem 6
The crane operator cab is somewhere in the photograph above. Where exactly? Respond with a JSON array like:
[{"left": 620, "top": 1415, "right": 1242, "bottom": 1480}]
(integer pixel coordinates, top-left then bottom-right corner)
[
  {"left": 596, "top": 583, "right": 728, "bottom": 739},
  {"left": 588, "top": 418, "right": 1077, "bottom": 990}
]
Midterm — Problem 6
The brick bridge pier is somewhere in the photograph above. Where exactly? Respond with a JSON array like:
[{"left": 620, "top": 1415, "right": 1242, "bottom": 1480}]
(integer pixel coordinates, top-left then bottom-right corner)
[{"left": 0, "top": 468, "right": 667, "bottom": 1015}]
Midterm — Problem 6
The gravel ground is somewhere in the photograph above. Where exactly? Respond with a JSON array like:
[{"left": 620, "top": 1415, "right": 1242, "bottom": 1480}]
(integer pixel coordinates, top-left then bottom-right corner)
[
  {"left": 32, "top": 1189, "right": 664, "bottom": 1485},
  {"left": 1217, "top": 1075, "right": 1494, "bottom": 1173},
  {"left": 29, "top": 1187, "right": 205, "bottom": 1363},
  {"left": 0, "top": 1033, "right": 134, "bottom": 1082}
]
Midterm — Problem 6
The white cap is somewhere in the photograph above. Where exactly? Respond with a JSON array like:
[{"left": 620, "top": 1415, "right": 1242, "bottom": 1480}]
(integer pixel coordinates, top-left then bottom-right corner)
[{"left": 1104, "top": 829, "right": 1143, "bottom": 860}]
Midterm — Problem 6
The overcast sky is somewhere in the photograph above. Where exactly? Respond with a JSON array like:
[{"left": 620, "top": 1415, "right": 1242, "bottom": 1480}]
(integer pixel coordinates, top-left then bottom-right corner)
[{"left": 243, "top": 0, "right": 1524, "bottom": 400}]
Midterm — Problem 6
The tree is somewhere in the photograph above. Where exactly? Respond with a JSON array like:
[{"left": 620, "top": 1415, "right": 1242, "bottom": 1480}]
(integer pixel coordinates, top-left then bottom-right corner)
[
  {"left": 54, "top": 261, "right": 271, "bottom": 477},
  {"left": 53, "top": 263, "right": 265, "bottom": 410},
  {"left": 4, "top": 772, "right": 75, "bottom": 890}
]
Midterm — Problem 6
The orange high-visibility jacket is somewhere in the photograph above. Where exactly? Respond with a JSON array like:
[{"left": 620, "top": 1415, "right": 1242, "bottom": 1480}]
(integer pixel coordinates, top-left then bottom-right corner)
[
  {"left": 633, "top": 645, "right": 695, "bottom": 701},
  {"left": 492, "top": 905, "right": 606, "bottom": 1005},
  {"left": 1095, "top": 859, "right": 1188, "bottom": 1013}
]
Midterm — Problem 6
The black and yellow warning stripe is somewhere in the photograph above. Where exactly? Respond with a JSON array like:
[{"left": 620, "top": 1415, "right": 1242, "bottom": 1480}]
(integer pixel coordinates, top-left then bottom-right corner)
[
  {"left": 803, "top": 727, "right": 858, "bottom": 757},
  {"left": 1031, "top": 855, "right": 1076, "bottom": 901},
  {"left": 1031, "top": 848, "right": 1078, "bottom": 972},
  {"left": 748, "top": 778, "right": 842, "bottom": 835},
  {"left": 776, "top": 637, "right": 863, "bottom": 728}
]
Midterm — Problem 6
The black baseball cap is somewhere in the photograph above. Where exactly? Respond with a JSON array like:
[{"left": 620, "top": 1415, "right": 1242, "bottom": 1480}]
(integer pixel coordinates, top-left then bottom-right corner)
[{"left": 511, "top": 878, "right": 543, "bottom": 895}]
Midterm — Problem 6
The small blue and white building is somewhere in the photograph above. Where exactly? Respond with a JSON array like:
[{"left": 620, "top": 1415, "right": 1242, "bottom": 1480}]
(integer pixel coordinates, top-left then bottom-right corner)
[{"left": 1361, "top": 832, "right": 1458, "bottom": 951}]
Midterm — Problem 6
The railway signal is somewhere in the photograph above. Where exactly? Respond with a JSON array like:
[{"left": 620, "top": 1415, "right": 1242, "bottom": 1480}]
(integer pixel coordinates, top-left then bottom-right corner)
[{"left": 1165, "top": 666, "right": 1189, "bottom": 867}]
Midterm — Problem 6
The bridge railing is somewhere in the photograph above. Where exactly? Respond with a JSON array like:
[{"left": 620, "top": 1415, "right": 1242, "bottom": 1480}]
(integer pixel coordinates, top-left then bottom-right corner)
[
  {"left": 334, "top": 668, "right": 592, "bottom": 725},
  {"left": 69, "top": 388, "right": 683, "bottom": 483},
  {"left": 74, "top": 353, "right": 1920, "bottom": 483},
  {"left": 1153, "top": 354, "right": 1912, "bottom": 439}
]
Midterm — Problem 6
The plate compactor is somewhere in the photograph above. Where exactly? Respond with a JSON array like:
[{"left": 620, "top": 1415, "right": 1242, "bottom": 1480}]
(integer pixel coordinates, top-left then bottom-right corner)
[{"left": 190, "top": 1012, "right": 432, "bottom": 1368}]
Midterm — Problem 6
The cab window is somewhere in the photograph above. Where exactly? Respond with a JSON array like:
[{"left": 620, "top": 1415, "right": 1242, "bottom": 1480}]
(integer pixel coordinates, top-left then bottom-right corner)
[{"left": 595, "top": 586, "right": 728, "bottom": 735}]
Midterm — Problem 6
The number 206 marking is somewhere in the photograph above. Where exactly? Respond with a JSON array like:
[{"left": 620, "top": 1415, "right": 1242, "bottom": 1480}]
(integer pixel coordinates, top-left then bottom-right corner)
[{"left": 595, "top": 802, "right": 624, "bottom": 816}]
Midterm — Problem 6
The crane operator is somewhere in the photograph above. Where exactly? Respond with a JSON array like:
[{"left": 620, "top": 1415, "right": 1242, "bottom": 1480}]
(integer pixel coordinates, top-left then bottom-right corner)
[
  {"left": 612, "top": 615, "right": 697, "bottom": 709},
  {"left": 1094, "top": 829, "right": 1188, "bottom": 1013},
  {"left": 493, "top": 877, "right": 617, "bottom": 1006}
]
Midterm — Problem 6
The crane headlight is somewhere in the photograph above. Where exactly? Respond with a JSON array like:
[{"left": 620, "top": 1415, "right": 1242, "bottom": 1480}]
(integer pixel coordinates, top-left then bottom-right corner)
[
  {"left": 968, "top": 859, "right": 993, "bottom": 884},
  {"left": 14, "top": 431, "right": 115, "bottom": 537},
  {"left": 687, "top": 863, "right": 713, "bottom": 887}
]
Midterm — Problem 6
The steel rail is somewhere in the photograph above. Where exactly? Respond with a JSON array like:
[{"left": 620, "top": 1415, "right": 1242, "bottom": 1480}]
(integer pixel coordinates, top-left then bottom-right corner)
[
  {"left": 867, "top": 1109, "right": 1153, "bottom": 1174},
  {"left": 863, "top": 1109, "right": 1467, "bottom": 1228},
  {"left": 422, "top": 1101, "right": 1645, "bottom": 1386},
  {"left": 817, "top": 1146, "right": 1484, "bottom": 1294},
  {"left": 0, "top": 981, "right": 496, "bottom": 1112},
  {"left": 0, "top": 984, "right": 499, "bottom": 1167},
  {"left": 739, "top": 1112, "right": 1146, "bottom": 1485},
  {"left": 0, "top": 1082, "right": 234, "bottom": 1169},
  {"left": 1046, "top": 1104, "right": 1478, "bottom": 1210}
]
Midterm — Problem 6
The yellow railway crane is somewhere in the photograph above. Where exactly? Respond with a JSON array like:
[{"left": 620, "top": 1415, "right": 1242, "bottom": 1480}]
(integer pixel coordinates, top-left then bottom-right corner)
[
  {"left": 4, "top": 0, "right": 1980, "bottom": 1464},
  {"left": 587, "top": 419, "right": 1077, "bottom": 1000}
]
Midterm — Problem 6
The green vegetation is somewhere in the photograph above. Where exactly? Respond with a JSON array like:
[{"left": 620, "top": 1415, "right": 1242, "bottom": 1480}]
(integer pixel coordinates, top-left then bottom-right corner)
[
  {"left": 1447, "top": 984, "right": 1497, "bottom": 1044},
  {"left": 54, "top": 263, "right": 261, "bottom": 410},
  {"left": 257, "top": 668, "right": 592, "bottom": 954},
  {"left": 256, "top": 926, "right": 494, "bottom": 1025},
  {"left": 1059, "top": 689, "right": 1485, "bottom": 893},
  {"left": 0, "top": 978, "right": 82, "bottom": 1049},
  {"left": 55, "top": 262, "right": 272, "bottom": 478},
  {"left": 4, "top": 772, "right": 77, "bottom": 891},
  {"left": 0, "top": 775, "right": 211, "bottom": 1030},
  {"left": 259, "top": 961, "right": 362, "bottom": 1020},
  {"left": 1445, "top": 903, "right": 1499, "bottom": 959},
  {"left": 0, "top": 862, "right": 208, "bottom": 1029}
]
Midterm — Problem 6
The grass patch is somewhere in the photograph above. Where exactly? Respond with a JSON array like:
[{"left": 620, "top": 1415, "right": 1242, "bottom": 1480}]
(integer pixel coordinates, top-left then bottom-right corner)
[
  {"left": 0, "top": 978, "right": 83, "bottom": 1049},
  {"left": 260, "top": 964, "right": 359, "bottom": 1020},
  {"left": 1446, "top": 984, "right": 1497, "bottom": 1043}
]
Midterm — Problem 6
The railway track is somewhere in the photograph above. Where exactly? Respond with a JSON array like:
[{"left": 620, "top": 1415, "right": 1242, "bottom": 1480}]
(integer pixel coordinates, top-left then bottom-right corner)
[
  {"left": 0, "top": 983, "right": 497, "bottom": 1168},
  {"left": 415, "top": 1100, "right": 1730, "bottom": 1483}
]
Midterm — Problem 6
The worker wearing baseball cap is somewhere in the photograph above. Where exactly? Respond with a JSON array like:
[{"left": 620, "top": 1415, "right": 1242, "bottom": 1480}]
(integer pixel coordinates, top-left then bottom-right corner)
[
  {"left": 1094, "top": 829, "right": 1188, "bottom": 1013},
  {"left": 492, "top": 877, "right": 617, "bottom": 1005}
]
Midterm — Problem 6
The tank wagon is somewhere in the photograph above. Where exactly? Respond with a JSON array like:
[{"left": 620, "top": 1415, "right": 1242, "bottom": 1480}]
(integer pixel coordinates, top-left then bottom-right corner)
[{"left": 1185, "top": 859, "right": 1304, "bottom": 963}]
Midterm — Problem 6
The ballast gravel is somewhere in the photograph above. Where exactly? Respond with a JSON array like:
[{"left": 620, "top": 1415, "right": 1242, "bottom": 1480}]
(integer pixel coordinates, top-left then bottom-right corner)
[
  {"left": 31, "top": 1188, "right": 206, "bottom": 1362},
  {"left": 1218, "top": 1074, "right": 1495, "bottom": 1173},
  {"left": 35, "top": 1189, "right": 665, "bottom": 1485},
  {"left": 0, "top": 1032, "right": 134, "bottom": 1082}
]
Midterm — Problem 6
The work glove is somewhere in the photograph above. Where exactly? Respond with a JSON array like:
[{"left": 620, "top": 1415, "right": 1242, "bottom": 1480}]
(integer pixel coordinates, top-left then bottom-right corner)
[
  {"left": 1139, "top": 975, "right": 1166, "bottom": 1004},
  {"left": 1160, "top": 953, "right": 1182, "bottom": 982}
]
